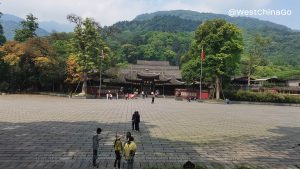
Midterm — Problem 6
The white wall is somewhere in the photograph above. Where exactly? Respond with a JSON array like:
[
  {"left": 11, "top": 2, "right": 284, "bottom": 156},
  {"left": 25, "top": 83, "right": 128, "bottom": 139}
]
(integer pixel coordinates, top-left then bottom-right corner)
[{"left": 287, "top": 80, "right": 300, "bottom": 87}]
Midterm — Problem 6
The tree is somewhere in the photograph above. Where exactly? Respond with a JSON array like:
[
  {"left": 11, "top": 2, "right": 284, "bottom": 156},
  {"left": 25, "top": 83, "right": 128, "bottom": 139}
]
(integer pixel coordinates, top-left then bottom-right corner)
[
  {"left": 0, "top": 38, "right": 57, "bottom": 91},
  {"left": 65, "top": 54, "right": 82, "bottom": 84},
  {"left": 14, "top": 13, "right": 39, "bottom": 42},
  {"left": 0, "top": 12, "right": 6, "bottom": 45},
  {"left": 0, "top": 12, "right": 8, "bottom": 91},
  {"left": 67, "top": 14, "right": 108, "bottom": 95},
  {"left": 243, "top": 34, "right": 271, "bottom": 86},
  {"left": 121, "top": 44, "right": 138, "bottom": 63},
  {"left": 182, "top": 19, "right": 243, "bottom": 99}
]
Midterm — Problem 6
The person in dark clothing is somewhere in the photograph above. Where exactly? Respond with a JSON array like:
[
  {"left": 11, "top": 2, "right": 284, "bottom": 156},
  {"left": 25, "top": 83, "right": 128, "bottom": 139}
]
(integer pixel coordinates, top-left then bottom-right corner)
[
  {"left": 183, "top": 161, "right": 195, "bottom": 169},
  {"left": 135, "top": 111, "right": 140, "bottom": 131},
  {"left": 126, "top": 132, "right": 132, "bottom": 140},
  {"left": 131, "top": 113, "right": 135, "bottom": 131},
  {"left": 132, "top": 111, "right": 140, "bottom": 131},
  {"left": 92, "top": 128, "right": 102, "bottom": 167}
]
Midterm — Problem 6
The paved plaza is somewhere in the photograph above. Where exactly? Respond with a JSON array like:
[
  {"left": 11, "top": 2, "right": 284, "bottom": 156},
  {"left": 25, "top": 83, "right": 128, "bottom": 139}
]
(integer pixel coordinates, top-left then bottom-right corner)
[{"left": 0, "top": 95, "right": 300, "bottom": 169}]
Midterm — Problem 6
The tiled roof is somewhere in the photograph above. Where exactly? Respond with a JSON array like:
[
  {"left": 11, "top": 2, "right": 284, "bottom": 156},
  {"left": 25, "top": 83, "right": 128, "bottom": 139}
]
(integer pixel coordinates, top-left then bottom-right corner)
[{"left": 103, "top": 60, "right": 183, "bottom": 85}]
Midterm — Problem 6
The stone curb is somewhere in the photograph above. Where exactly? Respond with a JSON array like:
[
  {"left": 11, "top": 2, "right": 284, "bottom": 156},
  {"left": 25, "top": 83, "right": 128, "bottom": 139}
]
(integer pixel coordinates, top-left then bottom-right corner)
[{"left": 197, "top": 100, "right": 300, "bottom": 107}]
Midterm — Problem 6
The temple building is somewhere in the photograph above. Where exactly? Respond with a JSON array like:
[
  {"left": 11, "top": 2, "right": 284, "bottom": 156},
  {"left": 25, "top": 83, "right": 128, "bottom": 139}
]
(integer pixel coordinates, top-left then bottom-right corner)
[{"left": 88, "top": 60, "right": 185, "bottom": 96}]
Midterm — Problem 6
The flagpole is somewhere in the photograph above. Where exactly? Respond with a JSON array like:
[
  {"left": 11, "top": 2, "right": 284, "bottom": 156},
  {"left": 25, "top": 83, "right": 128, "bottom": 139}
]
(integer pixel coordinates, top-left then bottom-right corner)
[
  {"left": 99, "top": 50, "right": 103, "bottom": 99},
  {"left": 200, "top": 47, "right": 203, "bottom": 100},
  {"left": 200, "top": 57, "right": 202, "bottom": 100}
]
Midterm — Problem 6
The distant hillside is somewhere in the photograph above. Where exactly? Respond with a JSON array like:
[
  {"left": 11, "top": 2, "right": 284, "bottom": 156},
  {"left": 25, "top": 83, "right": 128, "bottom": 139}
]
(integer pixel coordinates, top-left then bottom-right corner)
[
  {"left": 1, "top": 14, "right": 23, "bottom": 22},
  {"left": 134, "top": 10, "right": 291, "bottom": 32},
  {"left": 1, "top": 14, "right": 49, "bottom": 40},
  {"left": 131, "top": 10, "right": 300, "bottom": 66},
  {"left": 1, "top": 21, "right": 49, "bottom": 40},
  {"left": 114, "top": 15, "right": 201, "bottom": 32},
  {"left": 0, "top": 14, "right": 73, "bottom": 40}
]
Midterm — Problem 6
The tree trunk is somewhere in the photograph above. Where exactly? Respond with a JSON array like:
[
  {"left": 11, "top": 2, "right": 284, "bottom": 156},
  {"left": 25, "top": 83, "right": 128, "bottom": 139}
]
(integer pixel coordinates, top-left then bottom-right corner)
[
  {"left": 247, "top": 70, "right": 251, "bottom": 87},
  {"left": 52, "top": 80, "right": 55, "bottom": 92},
  {"left": 59, "top": 84, "right": 63, "bottom": 92},
  {"left": 215, "top": 77, "right": 220, "bottom": 100},
  {"left": 81, "top": 71, "right": 87, "bottom": 95}
]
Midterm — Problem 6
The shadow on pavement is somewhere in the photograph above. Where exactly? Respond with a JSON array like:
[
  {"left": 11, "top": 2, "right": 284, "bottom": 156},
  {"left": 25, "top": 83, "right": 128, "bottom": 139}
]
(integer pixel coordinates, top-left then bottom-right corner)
[{"left": 0, "top": 120, "right": 299, "bottom": 169}]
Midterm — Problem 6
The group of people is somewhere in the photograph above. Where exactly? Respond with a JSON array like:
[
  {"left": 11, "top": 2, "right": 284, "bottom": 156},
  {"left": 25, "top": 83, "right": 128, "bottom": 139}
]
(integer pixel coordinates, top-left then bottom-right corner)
[
  {"left": 106, "top": 91, "right": 120, "bottom": 100},
  {"left": 113, "top": 132, "right": 137, "bottom": 169},
  {"left": 93, "top": 128, "right": 137, "bottom": 169},
  {"left": 106, "top": 91, "right": 113, "bottom": 100},
  {"left": 93, "top": 111, "right": 141, "bottom": 169}
]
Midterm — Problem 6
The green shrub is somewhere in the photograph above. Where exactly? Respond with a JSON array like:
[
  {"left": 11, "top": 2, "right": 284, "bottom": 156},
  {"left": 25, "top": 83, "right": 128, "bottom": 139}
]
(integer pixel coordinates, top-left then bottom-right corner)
[
  {"left": 0, "top": 81, "right": 9, "bottom": 92},
  {"left": 226, "top": 90, "right": 300, "bottom": 104}
]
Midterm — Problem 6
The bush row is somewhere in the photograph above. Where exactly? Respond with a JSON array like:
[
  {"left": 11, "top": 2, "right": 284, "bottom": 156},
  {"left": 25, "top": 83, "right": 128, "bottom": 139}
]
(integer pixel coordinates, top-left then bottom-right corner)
[{"left": 225, "top": 90, "right": 300, "bottom": 104}]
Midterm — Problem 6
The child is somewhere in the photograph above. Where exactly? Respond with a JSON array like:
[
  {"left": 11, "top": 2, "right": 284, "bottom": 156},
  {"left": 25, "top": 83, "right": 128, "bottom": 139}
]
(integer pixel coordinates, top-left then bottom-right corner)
[
  {"left": 113, "top": 134, "right": 123, "bottom": 169},
  {"left": 92, "top": 128, "right": 102, "bottom": 167}
]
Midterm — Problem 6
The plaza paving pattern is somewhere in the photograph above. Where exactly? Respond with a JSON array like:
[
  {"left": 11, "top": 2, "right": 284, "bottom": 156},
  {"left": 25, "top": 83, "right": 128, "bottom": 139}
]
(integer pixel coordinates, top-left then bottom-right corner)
[{"left": 0, "top": 95, "right": 300, "bottom": 169}]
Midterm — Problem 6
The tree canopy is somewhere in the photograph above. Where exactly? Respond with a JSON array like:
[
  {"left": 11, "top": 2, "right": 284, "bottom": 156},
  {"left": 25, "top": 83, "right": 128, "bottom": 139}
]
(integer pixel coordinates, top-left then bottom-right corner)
[
  {"left": 67, "top": 15, "right": 109, "bottom": 94},
  {"left": 0, "top": 12, "right": 6, "bottom": 45},
  {"left": 182, "top": 19, "right": 243, "bottom": 99},
  {"left": 0, "top": 37, "right": 58, "bottom": 90},
  {"left": 14, "top": 13, "right": 39, "bottom": 42}
]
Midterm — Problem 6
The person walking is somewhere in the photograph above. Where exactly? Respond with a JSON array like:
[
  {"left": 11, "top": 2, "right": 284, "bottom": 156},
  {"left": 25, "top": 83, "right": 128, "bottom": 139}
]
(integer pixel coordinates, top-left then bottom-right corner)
[
  {"left": 113, "top": 134, "right": 123, "bottom": 169},
  {"left": 123, "top": 134, "right": 137, "bottom": 169},
  {"left": 92, "top": 128, "right": 102, "bottom": 168}
]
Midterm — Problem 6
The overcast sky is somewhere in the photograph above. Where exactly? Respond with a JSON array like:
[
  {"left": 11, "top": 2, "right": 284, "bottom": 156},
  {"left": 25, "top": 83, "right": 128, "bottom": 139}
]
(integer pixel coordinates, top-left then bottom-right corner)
[{"left": 1, "top": 0, "right": 299, "bottom": 30}]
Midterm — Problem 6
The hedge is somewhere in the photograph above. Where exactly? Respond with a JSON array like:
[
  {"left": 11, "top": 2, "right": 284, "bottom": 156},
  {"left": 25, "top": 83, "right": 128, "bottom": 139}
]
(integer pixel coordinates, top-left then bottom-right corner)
[{"left": 225, "top": 90, "right": 300, "bottom": 104}]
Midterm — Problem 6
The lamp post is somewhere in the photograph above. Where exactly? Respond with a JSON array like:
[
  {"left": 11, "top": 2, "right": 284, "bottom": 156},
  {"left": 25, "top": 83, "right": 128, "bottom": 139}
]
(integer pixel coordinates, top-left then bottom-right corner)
[{"left": 98, "top": 50, "right": 104, "bottom": 98}]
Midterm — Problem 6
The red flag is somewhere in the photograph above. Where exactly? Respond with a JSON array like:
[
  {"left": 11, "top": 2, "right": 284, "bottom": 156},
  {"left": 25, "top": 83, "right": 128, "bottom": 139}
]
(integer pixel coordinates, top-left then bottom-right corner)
[{"left": 201, "top": 47, "right": 205, "bottom": 62}]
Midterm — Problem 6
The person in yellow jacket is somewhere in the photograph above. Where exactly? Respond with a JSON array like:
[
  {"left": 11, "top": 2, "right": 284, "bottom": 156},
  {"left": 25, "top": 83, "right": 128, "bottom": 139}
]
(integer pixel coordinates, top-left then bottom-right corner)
[
  {"left": 113, "top": 134, "right": 123, "bottom": 169},
  {"left": 123, "top": 134, "right": 137, "bottom": 169}
]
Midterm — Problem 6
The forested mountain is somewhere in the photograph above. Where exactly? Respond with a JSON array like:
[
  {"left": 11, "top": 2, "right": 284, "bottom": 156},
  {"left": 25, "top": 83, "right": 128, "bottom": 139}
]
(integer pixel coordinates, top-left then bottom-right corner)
[
  {"left": 109, "top": 10, "right": 300, "bottom": 67},
  {"left": 0, "top": 14, "right": 72, "bottom": 40},
  {"left": 114, "top": 15, "right": 201, "bottom": 32},
  {"left": 1, "top": 20, "right": 49, "bottom": 40},
  {"left": 1, "top": 14, "right": 49, "bottom": 40},
  {"left": 135, "top": 10, "right": 290, "bottom": 31}
]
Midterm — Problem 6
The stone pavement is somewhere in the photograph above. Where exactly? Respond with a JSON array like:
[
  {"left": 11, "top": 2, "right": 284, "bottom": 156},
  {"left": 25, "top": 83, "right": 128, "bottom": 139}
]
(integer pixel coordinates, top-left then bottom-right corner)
[{"left": 0, "top": 94, "right": 300, "bottom": 169}]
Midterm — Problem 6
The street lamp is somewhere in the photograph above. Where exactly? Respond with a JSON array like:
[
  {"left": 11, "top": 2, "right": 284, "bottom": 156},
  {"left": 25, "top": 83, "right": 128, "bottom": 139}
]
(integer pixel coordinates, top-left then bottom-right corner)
[{"left": 98, "top": 50, "right": 104, "bottom": 98}]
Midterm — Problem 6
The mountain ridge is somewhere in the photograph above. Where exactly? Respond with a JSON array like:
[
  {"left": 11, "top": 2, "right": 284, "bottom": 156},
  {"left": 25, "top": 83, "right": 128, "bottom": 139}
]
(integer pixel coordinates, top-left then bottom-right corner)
[
  {"left": 0, "top": 14, "right": 73, "bottom": 40},
  {"left": 112, "top": 10, "right": 300, "bottom": 66},
  {"left": 134, "top": 10, "right": 292, "bottom": 32}
]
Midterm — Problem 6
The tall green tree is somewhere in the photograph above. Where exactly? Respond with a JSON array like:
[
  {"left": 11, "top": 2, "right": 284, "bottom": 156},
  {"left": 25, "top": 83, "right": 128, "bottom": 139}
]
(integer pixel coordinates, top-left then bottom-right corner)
[
  {"left": 14, "top": 13, "right": 39, "bottom": 42},
  {"left": 120, "top": 44, "right": 139, "bottom": 63},
  {"left": 67, "top": 15, "right": 108, "bottom": 95},
  {"left": 0, "top": 12, "right": 6, "bottom": 45},
  {"left": 182, "top": 19, "right": 243, "bottom": 99},
  {"left": 0, "top": 12, "right": 8, "bottom": 91},
  {"left": 242, "top": 34, "right": 271, "bottom": 86}
]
